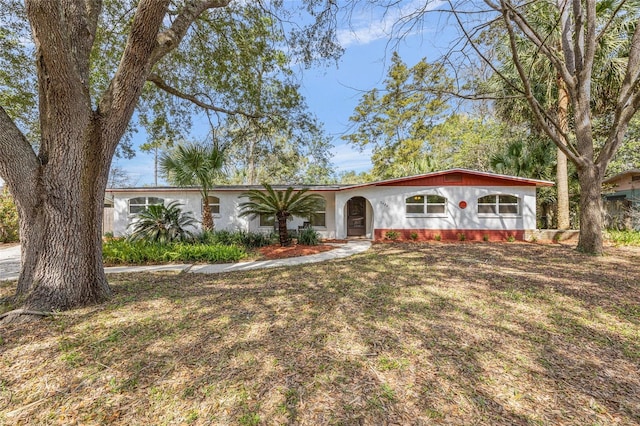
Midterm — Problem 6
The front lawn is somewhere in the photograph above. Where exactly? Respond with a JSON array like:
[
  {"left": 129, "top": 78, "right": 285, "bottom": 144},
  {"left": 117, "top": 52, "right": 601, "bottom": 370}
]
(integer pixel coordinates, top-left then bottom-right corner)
[{"left": 1, "top": 242, "right": 639, "bottom": 425}]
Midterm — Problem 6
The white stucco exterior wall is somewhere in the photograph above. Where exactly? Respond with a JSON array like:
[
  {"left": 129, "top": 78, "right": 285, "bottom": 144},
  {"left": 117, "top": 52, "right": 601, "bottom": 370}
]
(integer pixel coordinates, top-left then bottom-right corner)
[
  {"left": 333, "top": 185, "right": 537, "bottom": 239},
  {"left": 107, "top": 182, "right": 538, "bottom": 241},
  {"left": 109, "top": 190, "right": 337, "bottom": 238}
]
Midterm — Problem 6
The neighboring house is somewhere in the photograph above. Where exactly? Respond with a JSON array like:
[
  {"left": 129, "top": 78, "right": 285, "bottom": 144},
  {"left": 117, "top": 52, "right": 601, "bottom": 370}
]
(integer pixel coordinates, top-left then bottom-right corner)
[
  {"left": 105, "top": 169, "right": 553, "bottom": 241},
  {"left": 602, "top": 169, "right": 640, "bottom": 230}
]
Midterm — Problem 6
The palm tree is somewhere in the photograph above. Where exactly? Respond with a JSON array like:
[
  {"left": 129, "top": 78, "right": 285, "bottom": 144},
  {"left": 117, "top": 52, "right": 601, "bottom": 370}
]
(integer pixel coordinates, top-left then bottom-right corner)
[
  {"left": 128, "top": 201, "right": 198, "bottom": 243},
  {"left": 238, "top": 184, "right": 325, "bottom": 246},
  {"left": 160, "top": 143, "right": 225, "bottom": 231}
]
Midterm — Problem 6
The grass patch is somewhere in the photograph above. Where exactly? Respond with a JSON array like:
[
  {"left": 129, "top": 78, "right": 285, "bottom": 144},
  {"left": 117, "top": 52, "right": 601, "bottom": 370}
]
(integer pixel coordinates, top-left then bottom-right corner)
[
  {"left": 606, "top": 230, "right": 640, "bottom": 246},
  {"left": 1, "top": 242, "right": 639, "bottom": 424}
]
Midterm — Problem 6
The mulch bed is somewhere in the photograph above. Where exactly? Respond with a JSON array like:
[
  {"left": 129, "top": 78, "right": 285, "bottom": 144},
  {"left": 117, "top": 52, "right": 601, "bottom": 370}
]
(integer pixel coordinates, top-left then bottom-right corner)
[{"left": 257, "top": 243, "right": 336, "bottom": 260}]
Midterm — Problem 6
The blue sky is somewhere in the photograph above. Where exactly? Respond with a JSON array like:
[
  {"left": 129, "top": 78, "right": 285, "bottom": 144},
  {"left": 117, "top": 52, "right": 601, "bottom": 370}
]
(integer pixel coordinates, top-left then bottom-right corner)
[{"left": 114, "top": 2, "right": 454, "bottom": 186}]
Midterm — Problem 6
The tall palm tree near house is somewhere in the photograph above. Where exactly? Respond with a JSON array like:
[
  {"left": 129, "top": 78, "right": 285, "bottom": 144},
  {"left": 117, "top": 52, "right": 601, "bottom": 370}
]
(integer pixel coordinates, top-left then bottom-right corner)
[
  {"left": 160, "top": 143, "right": 225, "bottom": 231},
  {"left": 238, "top": 184, "right": 325, "bottom": 247}
]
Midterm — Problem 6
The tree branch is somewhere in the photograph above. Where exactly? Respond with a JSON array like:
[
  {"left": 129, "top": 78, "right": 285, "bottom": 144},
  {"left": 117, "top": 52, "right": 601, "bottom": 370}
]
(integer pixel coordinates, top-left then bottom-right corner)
[
  {"left": 99, "top": 0, "right": 171, "bottom": 143},
  {"left": 147, "top": 74, "right": 263, "bottom": 118},
  {"left": 100, "top": 0, "right": 231, "bottom": 148},
  {"left": 0, "top": 107, "right": 40, "bottom": 201},
  {"left": 150, "top": 0, "right": 231, "bottom": 65},
  {"left": 502, "top": 6, "right": 582, "bottom": 164}
]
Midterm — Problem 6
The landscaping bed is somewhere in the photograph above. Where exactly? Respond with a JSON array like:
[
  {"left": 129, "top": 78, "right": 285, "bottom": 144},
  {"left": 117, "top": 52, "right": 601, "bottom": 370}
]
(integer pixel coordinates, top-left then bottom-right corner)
[{"left": 257, "top": 242, "right": 336, "bottom": 259}]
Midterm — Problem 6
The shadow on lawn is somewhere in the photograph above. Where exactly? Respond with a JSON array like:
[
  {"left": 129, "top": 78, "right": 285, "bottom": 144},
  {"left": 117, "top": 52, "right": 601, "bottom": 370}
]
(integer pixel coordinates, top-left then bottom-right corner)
[{"left": 1, "top": 242, "right": 639, "bottom": 425}]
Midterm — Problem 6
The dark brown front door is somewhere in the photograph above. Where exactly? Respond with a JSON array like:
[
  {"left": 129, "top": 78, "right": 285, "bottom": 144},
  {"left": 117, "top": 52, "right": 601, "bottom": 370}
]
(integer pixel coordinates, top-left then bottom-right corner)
[{"left": 347, "top": 197, "right": 366, "bottom": 236}]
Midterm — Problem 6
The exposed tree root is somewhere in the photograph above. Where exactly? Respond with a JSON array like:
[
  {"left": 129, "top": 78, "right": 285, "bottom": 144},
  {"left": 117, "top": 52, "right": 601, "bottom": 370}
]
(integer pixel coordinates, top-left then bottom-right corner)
[{"left": 0, "top": 309, "right": 59, "bottom": 323}]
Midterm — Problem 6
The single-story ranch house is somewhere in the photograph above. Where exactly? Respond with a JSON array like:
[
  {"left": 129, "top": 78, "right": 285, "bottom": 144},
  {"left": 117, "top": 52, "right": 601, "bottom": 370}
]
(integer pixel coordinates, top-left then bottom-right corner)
[{"left": 105, "top": 169, "right": 553, "bottom": 241}]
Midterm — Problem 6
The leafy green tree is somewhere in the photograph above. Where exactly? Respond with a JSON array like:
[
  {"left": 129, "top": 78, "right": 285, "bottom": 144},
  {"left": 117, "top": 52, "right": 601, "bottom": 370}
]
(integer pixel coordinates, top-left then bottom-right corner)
[
  {"left": 128, "top": 201, "right": 197, "bottom": 244},
  {"left": 160, "top": 143, "right": 225, "bottom": 231},
  {"left": 141, "top": 4, "right": 334, "bottom": 186},
  {"left": 478, "top": 0, "right": 640, "bottom": 253},
  {"left": 427, "top": 114, "right": 510, "bottom": 172},
  {"left": 342, "top": 52, "right": 453, "bottom": 179},
  {"left": 0, "top": 0, "right": 339, "bottom": 312},
  {"left": 221, "top": 116, "right": 334, "bottom": 185},
  {"left": 0, "top": 187, "right": 19, "bottom": 243},
  {"left": 337, "top": 170, "right": 374, "bottom": 184},
  {"left": 238, "top": 184, "right": 324, "bottom": 247}
]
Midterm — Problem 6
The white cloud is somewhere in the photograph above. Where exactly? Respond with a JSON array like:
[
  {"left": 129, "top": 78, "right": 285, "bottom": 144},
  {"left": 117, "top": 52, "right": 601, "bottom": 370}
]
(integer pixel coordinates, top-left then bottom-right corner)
[
  {"left": 331, "top": 143, "right": 372, "bottom": 172},
  {"left": 337, "top": 0, "right": 443, "bottom": 47}
]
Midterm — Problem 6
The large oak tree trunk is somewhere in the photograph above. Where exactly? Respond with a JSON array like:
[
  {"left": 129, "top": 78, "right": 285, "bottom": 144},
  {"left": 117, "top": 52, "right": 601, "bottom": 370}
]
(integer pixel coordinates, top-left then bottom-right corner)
[
  {"left": 16, "top": 174, "right": 112, "bottom": 310},
  {"left": 14, "top": 112, "right": 115, "bottom": 310},
  {"left": 1, "top": 1, "right": 234, "bottom": 313}
]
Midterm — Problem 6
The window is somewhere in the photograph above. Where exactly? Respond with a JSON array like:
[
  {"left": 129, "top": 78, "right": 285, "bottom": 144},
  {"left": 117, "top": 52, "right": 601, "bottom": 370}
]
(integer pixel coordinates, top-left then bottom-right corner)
[
  {"left": 477, "top": 194, "right": 520, "bottom": 215},
  {"left": 310, "top": 197, "right": 326, "bottom": 227},
  {"left": 259, "top": 213, "right": 275, "bottom": 227},
  {"left": 203, "top": 195, "right": 220, "bottom": 215},
  {"left": 405, "top": 194, "right": 447, "bottom": 215},
  {"left": 128, "top": 196, "right": 164, "bottom": 214}
]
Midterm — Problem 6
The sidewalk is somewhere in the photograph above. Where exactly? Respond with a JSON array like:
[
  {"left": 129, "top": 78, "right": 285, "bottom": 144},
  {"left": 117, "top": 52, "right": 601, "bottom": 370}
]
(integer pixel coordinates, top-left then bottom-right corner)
[{"left": 0, "top": 241, "right": 371, "bottom": 281}]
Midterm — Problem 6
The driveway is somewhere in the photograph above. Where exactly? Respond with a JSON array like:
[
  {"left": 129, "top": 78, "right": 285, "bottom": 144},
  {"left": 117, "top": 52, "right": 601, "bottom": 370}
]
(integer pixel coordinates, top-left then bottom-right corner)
[{"left": 0, "top": 244, "right": 21, "bottom": 281}]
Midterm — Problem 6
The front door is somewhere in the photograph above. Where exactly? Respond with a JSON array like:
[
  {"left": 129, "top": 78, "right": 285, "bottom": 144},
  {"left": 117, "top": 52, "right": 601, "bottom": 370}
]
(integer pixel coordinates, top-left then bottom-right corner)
[{"left": 347, "top": 197, "right": 366, "bottom": 236}]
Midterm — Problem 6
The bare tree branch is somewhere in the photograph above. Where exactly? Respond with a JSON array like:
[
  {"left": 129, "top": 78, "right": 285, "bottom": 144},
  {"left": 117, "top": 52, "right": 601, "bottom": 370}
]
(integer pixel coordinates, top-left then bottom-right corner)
[{"left": 147, "top": 73, "right": 263, "bottom": 118}]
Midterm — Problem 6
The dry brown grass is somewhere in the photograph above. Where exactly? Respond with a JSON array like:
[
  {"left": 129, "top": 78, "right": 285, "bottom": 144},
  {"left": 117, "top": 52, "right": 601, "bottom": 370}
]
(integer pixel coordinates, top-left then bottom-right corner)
[{"left": 1, "top": 242, "right": 639, "bottom": 425}]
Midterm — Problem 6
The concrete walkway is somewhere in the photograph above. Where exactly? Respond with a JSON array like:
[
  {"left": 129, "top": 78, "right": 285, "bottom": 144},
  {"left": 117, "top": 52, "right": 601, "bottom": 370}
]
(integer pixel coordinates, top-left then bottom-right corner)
[
  {"left": 0, "top": 244, "right": 20, "bottom": 282},
  {"left": 0, "top": 241, "right": 371, "bottom": 281}
]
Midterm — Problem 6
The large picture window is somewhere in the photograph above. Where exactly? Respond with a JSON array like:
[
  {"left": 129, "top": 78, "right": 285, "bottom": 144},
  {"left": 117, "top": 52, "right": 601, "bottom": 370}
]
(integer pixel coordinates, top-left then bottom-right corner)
[
  {"left": 310, "top": 197, "right": 326, "bottom": 227},
  {"left": 477, "top": 194, "right": 520, "bottom": 215},
  {"left": 128, "top": 197, "right": 164, "bottom": 214},
  {"left": 203, "top": 195, "right": 220, "bottom": 215},
  {"left": 405, "top": 194, "right": 447, "bottom": 215}
]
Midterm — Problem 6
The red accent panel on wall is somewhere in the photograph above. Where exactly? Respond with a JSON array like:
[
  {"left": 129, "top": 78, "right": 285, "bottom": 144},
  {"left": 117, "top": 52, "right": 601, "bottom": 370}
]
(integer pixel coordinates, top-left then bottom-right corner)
[
  {"left": 374, "top": 229, "right": 525, "bottom": 242},
  {"left": 378, "top": 173, "right": 532, "bottom": 187}
]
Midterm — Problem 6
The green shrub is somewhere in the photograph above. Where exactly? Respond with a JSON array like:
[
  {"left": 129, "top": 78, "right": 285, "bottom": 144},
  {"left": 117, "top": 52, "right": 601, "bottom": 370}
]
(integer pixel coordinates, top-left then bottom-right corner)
[
  {"left": 0, "top": 187, "right": 19, "bottom": 243},
  {"left": 457, "top": 233, "right": 466, "bottom": 241},
  {"left": 103, "top": 239, "right": 246, "bottom": 265},
  {"left": 506, "top": 234, "right": 516, "bottom": 242},
  {"left": 385, "top": 230, "right": 400, "bottom": 241},
  {"left": 196, "top": 230, "right": 275, "bottom": 248},
  {"left": 410, "top": 232, "right": 419, "bottom": 241},
  {"left": 482, "top": 234, "right": 490, "bottom": 242},
  {"left": 606, "top": 230, "right": 640, "bottom": 246},
  {"left": 433, "top": 234, "right": 442, "bottom": 241},
  {"left": 297, "top": 228, "right": 320, "bottom": 246}
]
